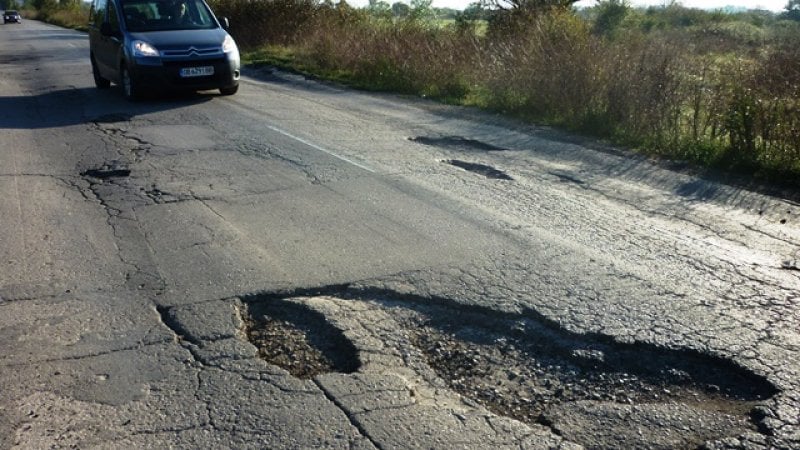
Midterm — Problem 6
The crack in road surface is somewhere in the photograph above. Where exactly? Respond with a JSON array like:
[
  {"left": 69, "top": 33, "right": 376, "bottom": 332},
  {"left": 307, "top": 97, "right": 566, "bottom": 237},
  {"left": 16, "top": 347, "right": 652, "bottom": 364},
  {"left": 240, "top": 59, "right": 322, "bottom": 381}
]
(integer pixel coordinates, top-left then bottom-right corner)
[{"left": 240, "top": 289, "right": 778, "bottom": 449}]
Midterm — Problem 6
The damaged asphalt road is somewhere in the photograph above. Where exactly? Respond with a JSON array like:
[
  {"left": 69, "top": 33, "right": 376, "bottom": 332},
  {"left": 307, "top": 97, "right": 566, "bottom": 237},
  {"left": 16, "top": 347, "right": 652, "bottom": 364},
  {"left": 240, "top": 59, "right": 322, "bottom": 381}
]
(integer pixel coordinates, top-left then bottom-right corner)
[{"left": 2, "top": 21, "right": 800, "bottom": 449}]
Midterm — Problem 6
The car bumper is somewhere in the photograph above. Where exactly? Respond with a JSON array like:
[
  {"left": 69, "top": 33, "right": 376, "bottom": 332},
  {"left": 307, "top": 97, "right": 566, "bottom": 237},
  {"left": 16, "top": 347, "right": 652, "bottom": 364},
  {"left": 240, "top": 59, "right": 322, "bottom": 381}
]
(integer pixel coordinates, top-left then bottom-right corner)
[{"left": 130, "top": 55, "right": 240, "bottom": 92}]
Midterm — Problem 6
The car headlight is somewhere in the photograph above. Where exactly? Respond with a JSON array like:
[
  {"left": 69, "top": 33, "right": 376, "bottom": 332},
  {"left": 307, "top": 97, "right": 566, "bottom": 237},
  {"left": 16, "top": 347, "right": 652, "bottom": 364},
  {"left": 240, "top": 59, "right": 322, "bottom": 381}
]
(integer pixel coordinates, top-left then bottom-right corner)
[
  {"left": 222, "top": 35, "right": 237, "bottom": 54},
  {"left": 132, "top": 40, "right": 159, "bottom": 57}
]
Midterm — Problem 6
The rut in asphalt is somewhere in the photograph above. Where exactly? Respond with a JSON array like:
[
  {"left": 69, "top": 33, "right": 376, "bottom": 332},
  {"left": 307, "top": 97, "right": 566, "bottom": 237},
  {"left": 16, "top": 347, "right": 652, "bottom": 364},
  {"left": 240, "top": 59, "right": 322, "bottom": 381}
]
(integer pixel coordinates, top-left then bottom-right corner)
[{"left": 241, "top": 289, "right": 778, "bottom": 449}]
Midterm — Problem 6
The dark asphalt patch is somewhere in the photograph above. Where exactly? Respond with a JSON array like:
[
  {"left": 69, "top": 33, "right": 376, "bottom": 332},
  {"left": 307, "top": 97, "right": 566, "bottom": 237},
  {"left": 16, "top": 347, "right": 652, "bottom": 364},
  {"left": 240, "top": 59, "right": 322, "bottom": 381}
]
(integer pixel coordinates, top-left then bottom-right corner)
[
  {"left": 411, "top": 136, "right": 507, "bottom": 152},
  {"left": 549, "top": 171, "right": 586, "bottom": 186},
  {"left": 81, "top": 162, "right": 131, "bottom": 180},
  {"left": 243, "top": 300, "right": 360, "bottom": 379},
  {"left": 446, "top": 160, "right": 513, "bottom": 180}
]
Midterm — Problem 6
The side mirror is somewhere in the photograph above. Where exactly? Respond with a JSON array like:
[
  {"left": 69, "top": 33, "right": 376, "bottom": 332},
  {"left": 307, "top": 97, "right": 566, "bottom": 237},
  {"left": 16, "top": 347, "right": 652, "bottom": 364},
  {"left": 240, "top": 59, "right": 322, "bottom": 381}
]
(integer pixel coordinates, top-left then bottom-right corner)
[{"left": 220, "top": 17, "right": 229, "bottom": 30}]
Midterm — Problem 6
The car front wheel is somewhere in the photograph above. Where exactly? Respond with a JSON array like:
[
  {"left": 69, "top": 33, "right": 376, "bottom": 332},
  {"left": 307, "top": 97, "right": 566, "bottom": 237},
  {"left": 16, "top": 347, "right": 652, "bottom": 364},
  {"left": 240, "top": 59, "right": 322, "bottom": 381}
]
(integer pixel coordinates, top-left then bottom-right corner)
[{"left": 121, "top": 65, "right": 140, "bottom": 101}]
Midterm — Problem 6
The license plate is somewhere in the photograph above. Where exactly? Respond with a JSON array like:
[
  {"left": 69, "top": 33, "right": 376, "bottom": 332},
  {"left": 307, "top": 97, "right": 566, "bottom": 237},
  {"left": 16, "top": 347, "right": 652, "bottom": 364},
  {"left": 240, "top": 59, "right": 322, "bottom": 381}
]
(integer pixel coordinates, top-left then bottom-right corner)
[{"left": 179, "top": 66, "right": 214, "bottom": 78}]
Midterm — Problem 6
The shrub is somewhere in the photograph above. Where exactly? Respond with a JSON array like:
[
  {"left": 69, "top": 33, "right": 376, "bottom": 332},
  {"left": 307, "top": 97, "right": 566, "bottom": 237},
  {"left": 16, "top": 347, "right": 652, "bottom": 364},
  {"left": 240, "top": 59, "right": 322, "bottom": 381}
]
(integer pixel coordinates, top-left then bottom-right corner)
[{"left": 209, "top": 0, "right": 319, "bottom": 47}]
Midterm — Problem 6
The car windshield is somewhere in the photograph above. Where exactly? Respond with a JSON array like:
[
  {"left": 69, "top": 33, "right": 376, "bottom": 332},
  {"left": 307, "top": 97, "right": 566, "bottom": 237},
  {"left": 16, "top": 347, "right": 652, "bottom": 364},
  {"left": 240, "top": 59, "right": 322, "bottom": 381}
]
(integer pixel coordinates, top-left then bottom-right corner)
[
  {"left": 121, "top": 0, "right": 216, "bottom": 32},
  {"left": 5, "top": 10, "right": 18, "bottom": 14}
]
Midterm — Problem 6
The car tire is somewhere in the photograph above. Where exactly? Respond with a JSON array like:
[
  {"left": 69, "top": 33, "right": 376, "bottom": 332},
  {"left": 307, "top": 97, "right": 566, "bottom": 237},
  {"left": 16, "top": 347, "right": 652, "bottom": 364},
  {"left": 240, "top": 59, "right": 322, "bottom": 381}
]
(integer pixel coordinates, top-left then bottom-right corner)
[
  {"left": 219, "top": 85, "right": 238, "bottom": 96},
  {"left": 121, "top": 65, "right": 140, "bottom": 101},
  {"left": 91, "top": 57, "right": 111, "bottom": 89}
]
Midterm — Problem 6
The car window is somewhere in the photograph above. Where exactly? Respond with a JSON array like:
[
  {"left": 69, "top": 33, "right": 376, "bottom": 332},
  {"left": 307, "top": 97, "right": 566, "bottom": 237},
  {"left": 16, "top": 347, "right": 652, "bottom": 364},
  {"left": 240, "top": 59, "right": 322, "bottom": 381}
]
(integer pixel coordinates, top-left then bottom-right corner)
[
  {"left": 107, "top": 0, "right": 121, "bottom": 32},
  {"left": 90, "top": 0, "right": 107, "bottom": 26},
  {"left": 122, "top": 0, "right": 216, "bottom": 31}
]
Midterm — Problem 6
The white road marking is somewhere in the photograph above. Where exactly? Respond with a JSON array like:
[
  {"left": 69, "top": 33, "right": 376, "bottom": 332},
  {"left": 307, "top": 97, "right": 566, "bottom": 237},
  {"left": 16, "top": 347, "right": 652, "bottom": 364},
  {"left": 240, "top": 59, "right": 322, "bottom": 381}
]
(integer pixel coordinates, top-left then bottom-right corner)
[{"left": 266, "top": 124, "right": 375, "bottom": 173}]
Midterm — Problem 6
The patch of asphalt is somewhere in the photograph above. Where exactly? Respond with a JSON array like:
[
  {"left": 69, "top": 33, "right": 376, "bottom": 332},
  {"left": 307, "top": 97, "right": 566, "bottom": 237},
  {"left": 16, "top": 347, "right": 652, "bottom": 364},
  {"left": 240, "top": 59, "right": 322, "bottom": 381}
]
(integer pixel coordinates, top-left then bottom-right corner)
[
  {"left": 80, "top": 162, "right": 131, "bottom": 180},
  {"left": 446, "top": 159, "right": 514, "bottom": 181},
  {"left": 410, "top": 136, "right": 508, "bottom": 152}
]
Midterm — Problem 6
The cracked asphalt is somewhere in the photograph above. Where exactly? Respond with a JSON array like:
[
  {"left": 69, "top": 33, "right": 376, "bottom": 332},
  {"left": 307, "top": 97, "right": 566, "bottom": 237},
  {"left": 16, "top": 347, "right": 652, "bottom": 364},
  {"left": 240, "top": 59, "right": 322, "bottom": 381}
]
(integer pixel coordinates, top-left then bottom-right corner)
[{"left": 2, "top": 20, "right": 800, "bottom": 449}]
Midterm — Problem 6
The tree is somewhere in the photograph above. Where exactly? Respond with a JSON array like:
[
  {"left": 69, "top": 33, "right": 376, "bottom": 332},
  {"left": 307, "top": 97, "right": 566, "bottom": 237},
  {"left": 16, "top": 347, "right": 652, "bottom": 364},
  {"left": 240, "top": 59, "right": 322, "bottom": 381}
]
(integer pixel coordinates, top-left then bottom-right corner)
[
  {"left": 481, "top": 0, "right": 578, "bottom": 13},
  {"left": 408, "top": 0, "right": 434, "bottom": 21},
  {"left": 785, "top": 0, "right": 800, "bottom": 21},
  {"left": 367, "top": 0, "right": 392, "bottom": 17},
  {"left": 31, "top": 0, "right": 57, "bottom": 11},
  {"left": 391, "top": 1, "right": 410, "bottom": 17},
  {"left": 593, "top": 0, "right": 629, "bottom": 36}
]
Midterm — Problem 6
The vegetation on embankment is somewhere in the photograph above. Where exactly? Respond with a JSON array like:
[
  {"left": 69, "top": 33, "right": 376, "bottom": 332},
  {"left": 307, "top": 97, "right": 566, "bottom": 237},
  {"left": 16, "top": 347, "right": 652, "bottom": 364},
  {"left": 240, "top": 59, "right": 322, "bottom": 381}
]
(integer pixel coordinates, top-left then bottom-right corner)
[
  {"left": 18, "top": 1, "right": 91, "bottom": 32},
  {"left": 211, "top": 0, "right": 800, "bottom": 184},
  {"left": 23, "top": 0, "right": 800, "bottom": 185}
]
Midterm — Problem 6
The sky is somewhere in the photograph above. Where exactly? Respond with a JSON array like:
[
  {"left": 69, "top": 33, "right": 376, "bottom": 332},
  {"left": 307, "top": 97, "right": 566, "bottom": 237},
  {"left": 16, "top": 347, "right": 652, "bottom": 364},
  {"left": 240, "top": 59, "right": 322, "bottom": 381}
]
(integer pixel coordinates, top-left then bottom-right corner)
[
  {"left": 413, "top": 0, "right": 788, "bottom": 12},
  {"left": 575, "top": 0, "right": 785, "bottom": 11}
]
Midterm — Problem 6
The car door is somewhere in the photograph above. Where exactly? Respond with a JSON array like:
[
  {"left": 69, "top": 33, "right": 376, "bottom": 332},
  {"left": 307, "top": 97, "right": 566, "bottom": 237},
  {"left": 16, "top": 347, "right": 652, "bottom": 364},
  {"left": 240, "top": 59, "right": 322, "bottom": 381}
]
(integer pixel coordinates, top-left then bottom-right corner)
[{"left": 93, "top": 0, "right": 124, "bottom": 81}]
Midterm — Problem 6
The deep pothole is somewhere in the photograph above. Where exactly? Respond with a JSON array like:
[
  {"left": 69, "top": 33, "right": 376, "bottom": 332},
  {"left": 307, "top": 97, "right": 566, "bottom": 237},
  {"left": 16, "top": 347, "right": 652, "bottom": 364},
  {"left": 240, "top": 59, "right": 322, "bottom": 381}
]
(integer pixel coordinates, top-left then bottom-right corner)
[
  {"left": 411, "top": 136, "right": 508, "bottom": 152},
  {"left": 400, "top": 303, "right": 777, "bottom": 450},
  {"left": 243, "top": 299, "right": 360, "bottom": 379},
  {"left": 81, "top": 162, "right": 131, "bottom": 180},
  {"left": 446, "top": 160, "right": 513, "bottom": 180}
]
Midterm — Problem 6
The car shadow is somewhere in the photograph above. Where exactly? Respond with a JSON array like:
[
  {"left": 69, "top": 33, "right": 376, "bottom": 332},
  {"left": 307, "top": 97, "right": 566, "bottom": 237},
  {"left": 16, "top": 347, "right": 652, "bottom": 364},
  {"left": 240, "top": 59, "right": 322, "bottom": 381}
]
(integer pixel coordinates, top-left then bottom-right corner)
[{"left": 0, "top": 86, "right": 215, "bottom": 130}]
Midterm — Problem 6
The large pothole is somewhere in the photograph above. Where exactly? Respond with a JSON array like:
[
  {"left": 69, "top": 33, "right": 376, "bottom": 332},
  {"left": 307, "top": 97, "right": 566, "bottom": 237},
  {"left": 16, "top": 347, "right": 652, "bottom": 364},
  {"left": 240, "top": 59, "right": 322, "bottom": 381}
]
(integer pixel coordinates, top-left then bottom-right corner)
[
  {"left": 243, "top": 299, "right": 360, "bottom": 379},
  {"left": 400, "top": 303, "right": 777, "bottom": 450},
  {"left": 240, "top": 291, "right": 778, "bottom": 448}
]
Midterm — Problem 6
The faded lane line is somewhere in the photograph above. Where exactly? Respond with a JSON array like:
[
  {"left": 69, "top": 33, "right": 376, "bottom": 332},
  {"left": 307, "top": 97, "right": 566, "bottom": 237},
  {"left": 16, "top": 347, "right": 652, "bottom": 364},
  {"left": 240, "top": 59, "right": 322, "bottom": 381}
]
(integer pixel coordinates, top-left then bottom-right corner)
[
  {"left": 11, "top": 134, "right": 29, "bottom": 282},
  {"left": 265, "top": 125, "right": 375, "bottom": 173}
]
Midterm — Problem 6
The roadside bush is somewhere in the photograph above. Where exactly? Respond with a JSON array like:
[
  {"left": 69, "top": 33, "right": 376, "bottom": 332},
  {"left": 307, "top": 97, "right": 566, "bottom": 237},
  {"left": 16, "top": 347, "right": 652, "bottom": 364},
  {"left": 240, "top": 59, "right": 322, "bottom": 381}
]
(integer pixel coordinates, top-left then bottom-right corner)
[
  {"left": 26, "top": 3, "right": 89, "bottom": 30},
  {"left": 601, "top": 33, "right": 684, "bottom": 146},
  {"left": 209, "top": 0, "right": 318, "bottom": 47},
  {"left": 592, "top": 0, "right": 629, "bottom": 37},
  {"left": 483, "top": 11, "right": 597, "bottom": 124},
  {"left": 292, "top": 10, "right": 479, "bottom": 98}
]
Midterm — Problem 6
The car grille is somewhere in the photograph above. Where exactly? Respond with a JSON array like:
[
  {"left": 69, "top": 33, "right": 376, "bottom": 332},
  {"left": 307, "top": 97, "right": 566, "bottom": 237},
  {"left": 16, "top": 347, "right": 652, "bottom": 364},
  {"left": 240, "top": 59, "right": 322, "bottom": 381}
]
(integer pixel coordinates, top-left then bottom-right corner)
[{"left": 160, "top": 46, "right": 222, "bottom": 58}]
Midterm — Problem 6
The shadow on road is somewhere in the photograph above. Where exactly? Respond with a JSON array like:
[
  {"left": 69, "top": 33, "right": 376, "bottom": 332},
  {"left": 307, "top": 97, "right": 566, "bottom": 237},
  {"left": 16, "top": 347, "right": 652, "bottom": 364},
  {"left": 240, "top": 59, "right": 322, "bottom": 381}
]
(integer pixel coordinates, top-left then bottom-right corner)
[{"left": 0, "top": 86, "right": 214, "bottom": 130}]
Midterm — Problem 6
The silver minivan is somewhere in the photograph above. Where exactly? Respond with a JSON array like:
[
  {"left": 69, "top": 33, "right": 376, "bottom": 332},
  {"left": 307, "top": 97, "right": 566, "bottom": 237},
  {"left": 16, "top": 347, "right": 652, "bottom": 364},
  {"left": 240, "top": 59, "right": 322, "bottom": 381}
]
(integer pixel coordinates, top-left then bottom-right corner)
[{"left": 88, "top": 0, "right": 240, "bottom": 100}]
